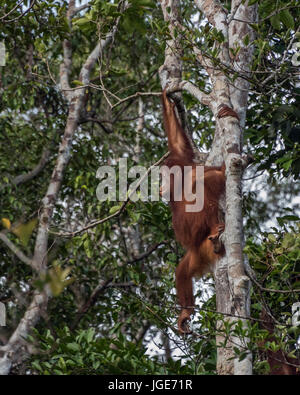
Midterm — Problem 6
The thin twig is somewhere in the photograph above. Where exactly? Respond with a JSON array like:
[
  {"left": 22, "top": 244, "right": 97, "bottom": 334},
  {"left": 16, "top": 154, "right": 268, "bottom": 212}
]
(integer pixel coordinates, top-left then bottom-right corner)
[
  {"left": 127, "top": 240, "right": 169, "bottom": 264},
  {"left": 2, "top": 0, "right": 36, "bottom": 23},
  {"left": 0, "top": 232, "right": 35, "bottom": 270},
  {"left": 0, "top": 0, "right": 24, "bottom": 21},
  {"left": 49, "top": 152, "right": 170, "bottom": 238},
  {"left": 246, "top": 267, "right": 300, "bottom": 294}
]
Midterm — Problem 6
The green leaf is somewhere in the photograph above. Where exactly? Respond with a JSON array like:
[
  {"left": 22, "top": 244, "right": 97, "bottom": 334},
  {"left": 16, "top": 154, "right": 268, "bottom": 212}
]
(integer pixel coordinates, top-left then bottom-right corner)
[
  {"left": 48, "top": 265, "right": 73, "bottom": 296},
  {"left": 282, "top": 159, "right": 293, "bottom": 171},
  {"left": 270, "top": 15, "right": 281, "bottom": 30},
  {"left": 109, "top": 205, "right": 122, "bottom": 215},
  {"left": 84, "top": 239, "right": 92, "bottom": 258},
  {"left": 86, "top": 328, "right": 95, "bottom": 343},
  {"left": 268, "top": 234, "right": 276, "bottom": 243},
  {"left": 12, "top": 218, "right": 38, "bottom": 246},
  {"left": 73, "top": 17, "right": 90, "bottom": 26},
  {"left": 280, "top": 215, "right": 300, "bottom": 222},
  {"left": 32, "top": 361, "right": 42, "bottom": 372},
  {"left": 249, "top": 23, "right": 259, "bottom": 32},
  {"left": 279, "top": 10, "right": 294, "bottom": 30},
  {"left": 243, "top": 34, "right": 250, "bottom": 46},
  {"left": 72, "top": 80, "right": 84, "bottom": 86},
  {"left": 67, "top": 342, "right": 80, "bottom": 352},
  {"left": 282, "top": 233, "right": 295, "bottom": 248}
]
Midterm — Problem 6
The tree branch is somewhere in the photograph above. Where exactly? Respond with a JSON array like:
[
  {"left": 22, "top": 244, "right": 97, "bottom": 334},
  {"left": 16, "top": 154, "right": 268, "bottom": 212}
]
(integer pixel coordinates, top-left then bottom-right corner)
[
  {"left": 78, "top": 117, "right": 112, "bottom": 134},
  {"left": 71, "top": 278, "right": 113, "bottom": 329},
  {"left": 1, "top": 0, "right": 36, "bottom": 24},
  {"left": 127, "top": 240, "right": 168, "bottom": 264},
  {"left": 49, "top": 151, "right": 170, "bottom": 238},
  {"left": 245, "top": 268, "right": 300, "bottom": 294},
  {"left": 180, "top": 81, "right": 213, "bottom": 109},
  {"left": 159, "top": 0, "right": 203, "bottom": 161},
  {"left": 59, "top": 1, "right": 75, "bottom": 99},
  {"left": 70, "top": 2, "right": 91, "bottom": 17},
  {"left": 0, "top": 232, "right": 34, "bottom": 270},
  {"left": 11, "top": 148, "right": 50, "bottom": 187}
]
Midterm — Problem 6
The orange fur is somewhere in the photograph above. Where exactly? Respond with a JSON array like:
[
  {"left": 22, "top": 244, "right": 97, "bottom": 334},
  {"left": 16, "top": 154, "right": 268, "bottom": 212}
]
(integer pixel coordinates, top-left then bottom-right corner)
[{"left": 162, "top": 90, "right": 225, "bottom": 333}]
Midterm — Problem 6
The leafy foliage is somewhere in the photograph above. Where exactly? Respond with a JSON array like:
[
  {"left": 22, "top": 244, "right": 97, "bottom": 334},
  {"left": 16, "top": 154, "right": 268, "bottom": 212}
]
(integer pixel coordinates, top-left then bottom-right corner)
[{"left": 0, "top": 0, "right": 299, "bottom": 375}]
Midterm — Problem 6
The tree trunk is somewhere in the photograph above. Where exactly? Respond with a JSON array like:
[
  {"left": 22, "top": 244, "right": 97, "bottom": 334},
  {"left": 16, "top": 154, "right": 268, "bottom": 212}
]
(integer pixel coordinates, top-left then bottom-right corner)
[{"left": 159, "top": 0, "right": 258, "bottom": 374}]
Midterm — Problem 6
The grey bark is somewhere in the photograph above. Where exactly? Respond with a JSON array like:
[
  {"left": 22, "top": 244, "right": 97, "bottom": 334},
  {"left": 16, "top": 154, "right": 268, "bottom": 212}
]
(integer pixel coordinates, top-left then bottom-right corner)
[{"left": 159, "top": 0, "right": 257, "bottom": 375}]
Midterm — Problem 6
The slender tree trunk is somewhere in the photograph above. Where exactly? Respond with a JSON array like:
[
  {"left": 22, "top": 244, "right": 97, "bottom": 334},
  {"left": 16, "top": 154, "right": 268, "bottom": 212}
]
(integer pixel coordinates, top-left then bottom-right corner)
[{"left": 159, "top": 0, "right": 257, "bottom": 375}]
